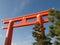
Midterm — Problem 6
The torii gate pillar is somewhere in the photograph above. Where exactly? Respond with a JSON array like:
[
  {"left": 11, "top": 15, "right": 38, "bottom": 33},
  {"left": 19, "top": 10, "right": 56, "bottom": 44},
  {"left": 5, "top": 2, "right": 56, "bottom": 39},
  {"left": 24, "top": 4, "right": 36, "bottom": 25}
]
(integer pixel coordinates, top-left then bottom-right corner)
[
  {"left": 2, "top": 10, "right": 49, "bottom": 45},
  {"left": 5, "top": 20, "right": 14, "bottom": 45}
]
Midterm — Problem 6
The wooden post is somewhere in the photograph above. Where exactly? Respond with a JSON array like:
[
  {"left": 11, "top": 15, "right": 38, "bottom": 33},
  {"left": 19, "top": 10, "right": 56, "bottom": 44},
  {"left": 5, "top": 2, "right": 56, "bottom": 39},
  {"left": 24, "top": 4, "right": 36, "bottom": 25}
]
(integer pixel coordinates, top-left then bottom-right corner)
[
  {"left": 37, "top": 14, "right": 45, "bottom": 45},
  {"left": 2, "top": 10, "right": 49, "bottom": 45},
  {"left": 5, "top": 20, "right": 14, "bottom": 45},
  {"left": 37, "top": 14, "right": 43, "bottom": 31}
]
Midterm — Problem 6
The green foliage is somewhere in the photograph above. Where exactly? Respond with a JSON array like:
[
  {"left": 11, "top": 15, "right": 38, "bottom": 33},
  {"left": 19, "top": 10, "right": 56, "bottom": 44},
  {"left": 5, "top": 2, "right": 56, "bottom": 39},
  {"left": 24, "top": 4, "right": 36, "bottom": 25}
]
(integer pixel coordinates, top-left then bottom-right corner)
[
  {"left": 56, "top": 38, "right": 60, "bottom": 40},
  {"left": 33, "top": 22, "right": 40, "bottom": 31},
  {"left": 49, "top": 8, "right": 56, "bottom": 16},
  {"left": 48, "top": 8, "right": 60, "bottom": 45},
  {"left": 54, "top": 41, "right": 60, "bottom": 45},
  {"left": 33, "top": 42, "right": 37, "bottom": 45},
  {"left": 32, "top": 22, "right": 52, "bottom": 45}
]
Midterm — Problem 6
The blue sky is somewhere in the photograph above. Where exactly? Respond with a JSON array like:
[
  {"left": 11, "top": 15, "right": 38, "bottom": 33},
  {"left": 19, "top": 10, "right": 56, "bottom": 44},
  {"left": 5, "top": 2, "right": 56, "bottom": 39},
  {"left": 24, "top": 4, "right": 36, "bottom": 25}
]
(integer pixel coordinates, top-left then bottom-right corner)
[{"left": 0, "top": 0, "right": 60, "bottom": 45}]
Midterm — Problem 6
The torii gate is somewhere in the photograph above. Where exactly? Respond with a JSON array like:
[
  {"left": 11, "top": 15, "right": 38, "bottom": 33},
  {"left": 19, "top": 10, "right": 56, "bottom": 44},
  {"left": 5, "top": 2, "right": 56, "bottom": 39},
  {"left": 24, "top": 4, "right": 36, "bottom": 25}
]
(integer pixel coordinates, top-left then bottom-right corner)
[{"left": 2, "top": 10, "right": 49, "bottom": 45}]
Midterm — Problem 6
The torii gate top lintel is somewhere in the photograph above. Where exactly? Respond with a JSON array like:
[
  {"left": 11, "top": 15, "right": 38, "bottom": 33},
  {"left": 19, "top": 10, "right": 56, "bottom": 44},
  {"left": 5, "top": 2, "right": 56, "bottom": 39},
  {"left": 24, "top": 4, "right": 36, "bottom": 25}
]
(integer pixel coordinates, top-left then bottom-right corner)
[
  {"left": 2, "top": 10, "right": 49, "bottom": 29},
  {"left": 2, "top": 9, "right": 49, "bottom": 45}
]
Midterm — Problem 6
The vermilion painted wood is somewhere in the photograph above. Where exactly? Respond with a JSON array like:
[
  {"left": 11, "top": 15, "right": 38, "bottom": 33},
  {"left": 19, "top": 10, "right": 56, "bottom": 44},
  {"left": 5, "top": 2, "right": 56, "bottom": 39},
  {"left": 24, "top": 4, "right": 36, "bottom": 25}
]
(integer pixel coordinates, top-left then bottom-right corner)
[
  {"left": 2, "top": 10, "right": 49, "bottom": 29},
  {"left": 3, "top": 18, "right": 48, "bottom": 29},
  {"left": 37, "top": 14, "right": 43, "bottom": 31},
  {"left": 2, "top": 10, "right": 48, "bottom": 24},
  {"left": 4, "top": 20, "right": 14, "bottom": 45},
  {"left": 2, "top": 10, "right": 49, "bottom": 45}
]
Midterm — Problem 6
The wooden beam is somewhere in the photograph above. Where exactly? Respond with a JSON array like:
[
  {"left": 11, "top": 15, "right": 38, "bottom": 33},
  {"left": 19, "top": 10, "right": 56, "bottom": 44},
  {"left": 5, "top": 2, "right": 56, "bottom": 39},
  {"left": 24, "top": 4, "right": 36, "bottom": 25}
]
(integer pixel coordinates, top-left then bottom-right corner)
[
  {"left": 2, "top": 18, "right": 48, "bottom": 29},
  {"left": 2, "top": 10, "right": 48, "bottom": 24}
]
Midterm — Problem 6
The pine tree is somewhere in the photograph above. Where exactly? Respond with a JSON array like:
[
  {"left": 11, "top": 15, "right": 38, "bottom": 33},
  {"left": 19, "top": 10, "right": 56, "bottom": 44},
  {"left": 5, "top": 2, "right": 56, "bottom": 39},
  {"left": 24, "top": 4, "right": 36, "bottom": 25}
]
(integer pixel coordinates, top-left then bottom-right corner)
[
  {"left": 32, "top": 22, "right": 52, "bottom": 45},
  {"left": 54, "top": 41, "right": 60, "bottom": 45},
  {"left": 48, "top": 8, "right": 60, "bottom": 45}
]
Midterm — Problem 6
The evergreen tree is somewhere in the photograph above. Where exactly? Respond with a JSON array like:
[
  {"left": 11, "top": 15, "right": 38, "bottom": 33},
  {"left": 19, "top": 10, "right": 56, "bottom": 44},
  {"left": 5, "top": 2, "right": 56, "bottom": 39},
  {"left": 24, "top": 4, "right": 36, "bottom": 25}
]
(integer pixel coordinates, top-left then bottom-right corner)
[
  {"left": 54, "top": 41, "right": 60, "bottom": 45},
  {"left": 48, "top": 8, "right": 60, "bottom": 45},
  {"left": 32, "top": 22, "right": 52, "bottom": 45}
]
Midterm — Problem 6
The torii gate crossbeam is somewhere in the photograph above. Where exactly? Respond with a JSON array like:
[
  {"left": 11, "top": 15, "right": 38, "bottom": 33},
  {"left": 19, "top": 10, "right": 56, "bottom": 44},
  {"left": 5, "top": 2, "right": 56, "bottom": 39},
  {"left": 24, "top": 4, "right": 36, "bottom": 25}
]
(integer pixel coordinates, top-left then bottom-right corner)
[{"left": 2, "top": 10, "right": 49, "bottom": 45}]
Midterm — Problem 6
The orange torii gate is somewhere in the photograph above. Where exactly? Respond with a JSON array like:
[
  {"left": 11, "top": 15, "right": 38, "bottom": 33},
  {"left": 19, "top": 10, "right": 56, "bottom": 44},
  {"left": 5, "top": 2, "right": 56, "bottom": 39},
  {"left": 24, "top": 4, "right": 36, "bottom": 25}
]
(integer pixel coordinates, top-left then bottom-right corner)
[{"left": 2, "top": 10, "right": 49, "bottom": 45}]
